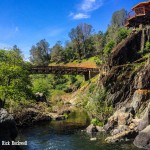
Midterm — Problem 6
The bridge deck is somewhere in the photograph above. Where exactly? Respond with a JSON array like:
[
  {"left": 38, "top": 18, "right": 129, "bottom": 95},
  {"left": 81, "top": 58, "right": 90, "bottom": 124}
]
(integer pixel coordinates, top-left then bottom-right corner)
[{"left": 30, "top": 66, "right": 100, "bottom": 75}]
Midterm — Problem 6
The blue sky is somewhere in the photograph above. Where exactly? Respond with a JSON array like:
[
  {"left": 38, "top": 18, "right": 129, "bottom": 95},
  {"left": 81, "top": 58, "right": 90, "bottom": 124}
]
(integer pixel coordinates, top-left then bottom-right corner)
[{"left": 0, "top": 0, "right": 142, "bottom": 59}]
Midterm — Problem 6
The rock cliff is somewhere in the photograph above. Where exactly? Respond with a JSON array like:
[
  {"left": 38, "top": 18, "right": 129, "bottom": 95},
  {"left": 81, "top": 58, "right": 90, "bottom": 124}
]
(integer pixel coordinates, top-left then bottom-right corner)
[{"left": 101, "top": 27, "right": 150, "bottom": 149}]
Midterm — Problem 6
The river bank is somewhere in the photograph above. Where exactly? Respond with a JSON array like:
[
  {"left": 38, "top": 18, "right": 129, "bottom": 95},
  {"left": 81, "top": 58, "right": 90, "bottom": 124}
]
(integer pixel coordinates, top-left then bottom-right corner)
[
  {"left": 0, "top": 107, "right": 139, "bottom": 150},
  {"left": 16, "top": 117, "right": 138, "bottom": 150}
]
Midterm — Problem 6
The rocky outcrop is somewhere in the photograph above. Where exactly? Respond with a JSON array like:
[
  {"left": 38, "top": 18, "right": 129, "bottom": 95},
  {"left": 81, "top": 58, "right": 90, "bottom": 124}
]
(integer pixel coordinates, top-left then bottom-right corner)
[
  {"left": 109, "top": 27, "right": 150, "bottom": 67},
  {"left": 100, "top": 27, "right": 150, "bottom": 147},
  {"left": 49, "top": 113, "right": 65, "bottom": 121},
  {"left": 104, "top": 107, "right": 134, "bottom": 131},
  {"left": 105, "top": 130, "right": 135, "bottom": 143},
  {"left": 14, "top": 108, "right": 51, "bottom": 126},
  {"left": 0, "top": 109, "right": 18, "bottom": 150},
  {"left": 86, "top": 124, "right": 104, "bottom": 133},
  {"left": 102, "top": 65, "right": 136, "bottom": 107},
  {"left": 134, "top": 125, "right": 150, "bottom": 149},
  {"left": 134, "top": 64, "right": 150, "bottom": 89},
  {"left": 137, "top": 104, "right": 150, "bottom": 131},
  {"left": 109, "top": 30, "right": 142, "bottom": 66}
]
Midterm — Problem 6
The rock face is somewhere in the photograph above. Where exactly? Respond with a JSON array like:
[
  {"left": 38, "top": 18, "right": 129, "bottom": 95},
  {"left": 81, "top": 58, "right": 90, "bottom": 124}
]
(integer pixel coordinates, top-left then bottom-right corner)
[
  {"left": 108, "top": 30, "right": 142, "bottom": 66},
  {"left": 134, "top": 65, "right": 150, "bottom": 89},
  {"left": 109, "top": 27, "right": 150, "bottom": 67},
  {"left": 134, "top": 125, "right": 150, "bottom": 149},
  {"left": 137, "top": 104, "right": 150, "bottom": 131},
  {"left": 130, "top": 89, "right": 150, "bottom": 113},
  {"left": 104, "top": 107, "right": 134, "bottom": 131},
  {"left": 0, "top": 109, "right": 18, "bottom": 150},
  {"left": 100, "top": 27, "right": 150, "bottom": 147},
  {"left": 14, "top": 108, "right": 51, "bottom": 126}
]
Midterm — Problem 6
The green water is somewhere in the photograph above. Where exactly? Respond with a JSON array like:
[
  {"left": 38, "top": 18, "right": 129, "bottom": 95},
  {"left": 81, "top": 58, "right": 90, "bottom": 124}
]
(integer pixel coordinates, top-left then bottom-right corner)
[{"left": 17, "top": 110, "right": 139, "bottom": 150}]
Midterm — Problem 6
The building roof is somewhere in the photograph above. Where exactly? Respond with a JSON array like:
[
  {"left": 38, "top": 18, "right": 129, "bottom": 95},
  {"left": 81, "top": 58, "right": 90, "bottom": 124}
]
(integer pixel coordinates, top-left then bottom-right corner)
[{"left": 132, "top": 1, "right": 150, "bottom": 10}]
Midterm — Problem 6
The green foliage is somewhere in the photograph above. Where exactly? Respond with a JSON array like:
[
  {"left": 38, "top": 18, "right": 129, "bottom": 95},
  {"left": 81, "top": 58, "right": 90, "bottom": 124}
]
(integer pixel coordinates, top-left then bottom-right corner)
[
  {"left": 32, "top": 77, "right": 50, "bottom": 96},
  {"left": 63, "top": 113, "right": 69, "bottom": 119},
  {"left": 117, "top": 27, "right": 129, "bottom": 44},
  {"left": 94, "top": 56, "right": 102, "bottom": 66},
  {"left": 111, "top": 9, "right": 127, "bottom": 27},
  {"left": 0, "top": 48, "right": 32, "bottom": 107},
  {"left": 88, "top": 83, "right": 96, "bottom": 93},
  {"left": 81, "top": 82, "right": 113, "bottom": 123},
  {"left": 30, "top": 39, "right": 50, "bottom": 65},
  {"left": 91, "top": 118, "right": 103, "bottom": 126},
  {"left": 69, "top": 23, "right": 93, "bottom": 59},
  {"left": 51, "top": 41, "right": 64, "bottom": 63},
  {"left": 70, "top": 75, "right": 77, "bottom": 84},
  {"left": 145, "top": 41, "right": 150, "bottom": 50},
  {"left": 103, "top": 41, "right": 115, "bottom": 54}
]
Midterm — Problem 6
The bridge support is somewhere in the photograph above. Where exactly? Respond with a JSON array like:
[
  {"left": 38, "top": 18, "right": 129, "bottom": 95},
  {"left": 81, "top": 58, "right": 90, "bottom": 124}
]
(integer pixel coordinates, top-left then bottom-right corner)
[{"left": 84, "top": 71, "right": 98, "bottom": 81}]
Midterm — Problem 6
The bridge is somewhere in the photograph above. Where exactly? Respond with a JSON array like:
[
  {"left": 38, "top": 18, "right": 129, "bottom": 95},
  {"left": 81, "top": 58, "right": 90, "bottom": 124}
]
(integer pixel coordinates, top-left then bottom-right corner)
[{"left": 30, "top": 66, "right": 101, "bottom": 80}]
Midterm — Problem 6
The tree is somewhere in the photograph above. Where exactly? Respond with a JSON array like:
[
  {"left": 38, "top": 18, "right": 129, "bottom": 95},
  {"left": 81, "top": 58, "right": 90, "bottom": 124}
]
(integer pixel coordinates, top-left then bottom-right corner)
[
  {"left": 69, "top": 23, "right": 93, "bottom": 59},
  {"left": 92, "top": 31, "right": 104, "bottom": 55},
  {"left": 51, "top": 41, "right": 64, "bottom": 63},
  {"left": 64, "top": 46, "right": 74, "bottom": 62},
  {"left": 0, "top": 49, "right": 32, "bottom": 107},
  {"left": 111, "top": 9, "right": 127, "bottom": 27},
  {"left": 30, "top": 39, "right": 50, "bottom": 65}
]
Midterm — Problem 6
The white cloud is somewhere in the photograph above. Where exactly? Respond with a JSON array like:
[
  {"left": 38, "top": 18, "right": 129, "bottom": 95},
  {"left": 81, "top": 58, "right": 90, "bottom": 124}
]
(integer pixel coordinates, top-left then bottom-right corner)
[
  {"left": 69, "top": 0, "right": 103, "bottom": 20},
  {"left": 80, "top": 0, "right": 103, "bottom": 12},
  {"left": 70, "top": 13, "right": 90, "bottom": 20}
]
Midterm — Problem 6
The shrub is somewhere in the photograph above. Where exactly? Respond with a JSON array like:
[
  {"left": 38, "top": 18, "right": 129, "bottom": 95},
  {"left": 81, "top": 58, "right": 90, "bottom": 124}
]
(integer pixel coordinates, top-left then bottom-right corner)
[
  {"left": 103, "top": 40, "right": 115, "bottom": 54},
  {"left": 91, "top": 118, "right": 103, "bottom": 126},
  {"left": 117, "top": 27, "right": 129, "bottom": 44},
  {"left": 145, "top": 41, "right": 150, "bottom": 50}
]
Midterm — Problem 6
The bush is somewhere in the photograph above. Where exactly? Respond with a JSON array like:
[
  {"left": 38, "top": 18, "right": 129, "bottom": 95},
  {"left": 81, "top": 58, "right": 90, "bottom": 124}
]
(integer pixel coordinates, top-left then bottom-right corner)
[
  {"left": 103, "top": 40, "right": 115, "bottom": 54},
  {"left": 32, "top": 78, "right": 50, "bottom": 96},
  {"left": 145, "top": 41, "right": 150, "bottom": 50},
  {"left": 117, "top": 27, "right": 129, "bottom": 44},
  {"left": 91, "top": 118, "right": 103, "bottom": 126}
]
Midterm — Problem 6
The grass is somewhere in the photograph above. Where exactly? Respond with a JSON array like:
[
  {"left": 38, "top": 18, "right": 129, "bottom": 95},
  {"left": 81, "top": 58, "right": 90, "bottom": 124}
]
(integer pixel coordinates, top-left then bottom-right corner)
[{"left": 48, "top": 56, "right": 101, "bottom": 68}]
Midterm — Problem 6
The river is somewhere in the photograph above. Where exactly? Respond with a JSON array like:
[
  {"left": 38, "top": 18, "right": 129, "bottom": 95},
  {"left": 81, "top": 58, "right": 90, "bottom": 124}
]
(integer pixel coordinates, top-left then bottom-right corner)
[{"left": 17, "top": 110, "right": 139, "bottom": 150}]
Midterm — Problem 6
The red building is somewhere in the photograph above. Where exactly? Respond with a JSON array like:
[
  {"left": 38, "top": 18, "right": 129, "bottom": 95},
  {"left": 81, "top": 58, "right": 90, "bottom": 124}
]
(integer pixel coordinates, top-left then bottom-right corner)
[{"left": 125, "top": 0, "right": 150, "bottom": 27}]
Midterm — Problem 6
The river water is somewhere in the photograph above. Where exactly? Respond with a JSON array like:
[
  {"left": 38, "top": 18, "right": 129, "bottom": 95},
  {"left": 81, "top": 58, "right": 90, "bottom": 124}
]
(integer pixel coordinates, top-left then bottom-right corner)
[{"left": 17, "top": 110, "right": 139, "bottom": 150}]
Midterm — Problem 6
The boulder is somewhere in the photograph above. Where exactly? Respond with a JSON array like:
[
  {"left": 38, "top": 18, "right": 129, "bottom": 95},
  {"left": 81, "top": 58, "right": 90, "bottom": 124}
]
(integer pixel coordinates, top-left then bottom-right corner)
[
  {"left": 137, "top": 104, "right": 150, "bottom": 131},
  {"left": 0, "top": 109, "right": 18, "bottom": 150},
  {"left": 134, "top": 125, "right": 150, "bottom": 149},
  {"left": 14, "top": 108, "right": 51, "bottom": 126},
  {"left": 104, "top": 107, "right": 134, "bottom": 131},
  {"left": 105, "top": 130, "right": 132, "bottom": 143},
  {"left": 35, "top": 92, "right": 47, "bottom": 102},
  {"left": 96, "top": 126, "right": 105, "bottom": 132},
  {"left": 49, "top": 113, "right": 65, "bottom": 121},
  {"left": 86, "top": 124, "right": 98, "bottom": 133},
  {"left": 111, "top": 125, "right": 129, "bottom": 136},
  {"left": 106, "top": 129, "right": 137, "bottom": 143}
]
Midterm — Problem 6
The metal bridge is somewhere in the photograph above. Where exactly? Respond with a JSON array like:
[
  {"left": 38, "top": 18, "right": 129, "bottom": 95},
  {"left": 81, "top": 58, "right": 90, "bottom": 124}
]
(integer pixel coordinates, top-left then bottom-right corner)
[{"left": 30, "top": 66, "right": 101, "bottom": 80}]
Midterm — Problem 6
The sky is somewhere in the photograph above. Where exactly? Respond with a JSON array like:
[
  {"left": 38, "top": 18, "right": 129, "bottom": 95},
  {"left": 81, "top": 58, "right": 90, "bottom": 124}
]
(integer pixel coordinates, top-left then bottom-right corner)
[{"left": 0, "top": 0, "right": 143, "bottom": 59}]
